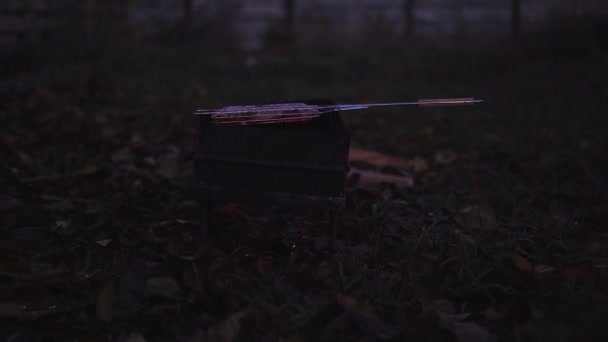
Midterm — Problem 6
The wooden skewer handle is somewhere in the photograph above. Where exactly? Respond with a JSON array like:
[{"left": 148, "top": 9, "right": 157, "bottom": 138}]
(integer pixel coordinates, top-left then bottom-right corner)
[{"left": 417, "top": 98, "right": 477, "bottom": 107}]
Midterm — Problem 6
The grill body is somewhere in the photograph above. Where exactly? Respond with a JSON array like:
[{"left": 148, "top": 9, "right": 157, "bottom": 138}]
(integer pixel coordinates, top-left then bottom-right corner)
[{"left": 193, "top": 99, "right": 350, "bottom": 238}]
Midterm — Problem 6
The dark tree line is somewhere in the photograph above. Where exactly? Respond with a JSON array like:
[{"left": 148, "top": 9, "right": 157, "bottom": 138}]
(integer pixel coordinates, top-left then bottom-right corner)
[
  {"left": 511, "top": 0, "right": 521, "bottom": 38},
  {"left": 402, "top": 0, "right": 521, "bottom": 39},
  {"left": 11, "top": 0, "right": 534, "bottom": 47},
  {"left": 98, "top": 0, "right": 525, "bottom": 41},
  {"left": 404, "top": 0, "right": 415, "bottom": 38}
]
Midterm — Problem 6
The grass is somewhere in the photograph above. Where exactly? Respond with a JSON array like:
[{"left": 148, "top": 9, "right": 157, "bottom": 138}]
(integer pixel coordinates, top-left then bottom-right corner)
[{"left": 1, "top": 33, "right": 608, "bottom": 340}]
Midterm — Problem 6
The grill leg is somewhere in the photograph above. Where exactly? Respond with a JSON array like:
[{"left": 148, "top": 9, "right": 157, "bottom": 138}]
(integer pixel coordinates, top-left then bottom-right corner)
[
  {"left": 199, "top": 200, "right": 210, "bottom": 239},
  {"left": 329, "top": 210, "right": 337, "bottom": 252}
]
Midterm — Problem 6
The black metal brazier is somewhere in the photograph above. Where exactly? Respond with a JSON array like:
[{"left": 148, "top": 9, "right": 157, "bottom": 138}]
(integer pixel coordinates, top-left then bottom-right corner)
[{"left": 193, "top": 99, "right": 350, "bottom": 239}]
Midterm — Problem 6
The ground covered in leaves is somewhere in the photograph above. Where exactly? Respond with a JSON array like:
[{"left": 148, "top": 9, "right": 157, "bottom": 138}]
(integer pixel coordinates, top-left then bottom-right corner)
[{"left": 1, "top": 37, "right": 608, "bottom": 341}]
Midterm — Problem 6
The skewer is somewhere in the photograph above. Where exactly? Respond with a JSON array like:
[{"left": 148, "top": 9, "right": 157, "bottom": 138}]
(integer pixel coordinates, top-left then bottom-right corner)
[{"left": 194, "top": 98, "right": 483, "bottom": 125}]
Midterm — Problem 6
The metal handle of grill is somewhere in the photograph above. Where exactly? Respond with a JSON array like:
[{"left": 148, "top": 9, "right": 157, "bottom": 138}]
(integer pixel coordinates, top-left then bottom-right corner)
[{"left": 417, "top": 98, "right": 479, "bottom": 107}]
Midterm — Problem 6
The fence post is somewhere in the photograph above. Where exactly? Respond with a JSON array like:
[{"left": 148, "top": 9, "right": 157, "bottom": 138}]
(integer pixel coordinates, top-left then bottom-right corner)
[
  {"left": 107, "top": 0, "right": 130, "bottom": 47},
  {"left": 511, "top": 0, "right": 521, "bottom": 39},
  {"left": 181, "top": 0, "right": 193, "bottom": 34},
  {"left": 85, "top": 0, "right": 97, "bottom": 45},
  {"left": 283, "top": 0, "right": 296, "bottom": 42},
  {"left": 404, "top": 0, "right": 415, "bottom": 39}
]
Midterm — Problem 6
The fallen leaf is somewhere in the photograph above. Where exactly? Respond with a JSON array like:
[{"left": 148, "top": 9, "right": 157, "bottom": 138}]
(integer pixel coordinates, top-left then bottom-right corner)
[
  {"left": 347, "top": 245, "right": 371, "bottom": 257},
  {"left": 96, "top": 239, "right": 113, "bottom": 247},
  {"left": 533, "top": 264, "right": 555, "bottom": 274},
  {"left": 334, "top": 292, "right": 359, "bottom": 309},
  {"left": 76, "top": 163, "right": 100, "bottom": 176},
  {"left": 334, "top": 293, "right": 399, "bottom": 340},
  {"left": 44, "top": 199, "right": 74, "bottom": 212},
  {"left": 255, "top": 256, "right": 274, "bottom": 274},
  {"left": 54, "top": 220, "right": 71, "bottom": 230},
  {"left": 582, "top": 241, "right": 603, "bottom": 254},
  {"left": 157, "top": 153, "right": 178, "bottom": 179},
  {"left": 214, "top": 205, "right": 251, "bottom": 223},
  {"left": 349, "top": 148, "right": 411, "bottom": 170},
  {"left": 96, "top": 280, "right": 115, "bottom": 322},
  {"left": 422, "top": 299, "right": 462, "bottom": 326},
  {"left": 0, "top": 194, "right": 21, "bottom": 211},
  {"left": 512, "top": 254, "right": 532, "bottom": 272},
  {"left": 434, "top": 150, "right": 458, "bottom": 165},
  {"left": 283, "top": 334, "right": 306, "bottom": 342},
  {"left": 205, "top": 256, "right": 228, "bottom": 294},
  {"left": 125, "top": 332, "right": 147, "bottom": 342},
  {"left": 349, "top": 167, "right": 414, "bottom": 192},
  {"left": 455, "top": 205, "right": 499, "bottom": 230},
  {"left": 596, "top": 264, "right": 608, "bottom": 280},
  {"left": 449, "top": 321, "right": 491, "bottom": 342},
  {"left": 479, "top": 307, "right": 501, "bottom": 321},
  {"left": 563, "top": 264, "right": 594, "bottom": 282},
  {"left": 0, "top": 254, "right": 30, "bottom": 273},
  {"left": 174, "top": 317, "right": 209, "bottom": 342},
  {"left": 313, "top": 260, "right": 336, "bottom": 288},
  {"left": 318, "top": 312, "right": 352, "bottom": 341},
  {"left": 146, "top": 277, "right": 180, "bottom": 299},
  {"left": 0, "top": 303, "right": 27, "bottom": 318},
  {"left": 111, "top": 147, "right": 133, "bottom": 163},
  {"left": 1, "top": 134, "right": 19, "bottom": 150},
  {"left": 0, "top": 303, "right": 66, "bottom": 321},
  {"left": 206, "top": 309, "right": 252, "bottom": 342},
  {"left": 411, "top": 157, "right": 429, "bottom": 172},
  {"left": 118, "top": 260, "right": 159, "bottom": 315},
  {"left": 420, "top": 299, "right": 488, "bottom": 340}
]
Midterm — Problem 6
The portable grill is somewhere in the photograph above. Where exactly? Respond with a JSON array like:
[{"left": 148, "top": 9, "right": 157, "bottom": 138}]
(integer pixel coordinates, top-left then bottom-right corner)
[
  {"left": 193, "top": 97, "right": 482, "bottom": 241},
  {"left": 194, "top": 99, "right": 349, "bottom": 240}
]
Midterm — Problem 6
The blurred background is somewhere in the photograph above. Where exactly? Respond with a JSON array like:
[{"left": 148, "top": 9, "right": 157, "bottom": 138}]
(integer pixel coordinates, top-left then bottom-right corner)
[
  {"left": 1, "top": 0, "right": 607, "bottom": 191},
  {"left": 2, "top": 0, "right": 607, "bottom": 101},
  {"left": 2, "top": 0, "right": 608, "bottom": 48},
  {"left": 2, "top": 0, "right": 607, "bottom": 170}
]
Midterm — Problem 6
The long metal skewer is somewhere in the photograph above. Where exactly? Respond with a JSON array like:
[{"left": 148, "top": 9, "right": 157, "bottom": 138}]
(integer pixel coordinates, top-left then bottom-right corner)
[{"left": 194, "top": 98, "right": 483, "bottom": 125}]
